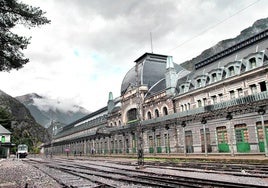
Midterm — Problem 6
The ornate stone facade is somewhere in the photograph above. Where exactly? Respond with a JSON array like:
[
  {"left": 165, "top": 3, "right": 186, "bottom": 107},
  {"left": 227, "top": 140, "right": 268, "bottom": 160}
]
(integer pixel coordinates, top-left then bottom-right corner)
[{"left": 47, "top": 27, "right": 268, "bottom": 157}]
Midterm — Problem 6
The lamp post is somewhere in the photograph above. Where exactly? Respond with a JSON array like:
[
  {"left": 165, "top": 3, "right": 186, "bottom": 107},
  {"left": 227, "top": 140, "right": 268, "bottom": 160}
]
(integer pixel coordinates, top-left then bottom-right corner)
[
  {"left": 226, "top": 112, "right": 234, "bottom": 157},
  {"left": 201, "top": 117, "right": 208, "bottom": 157},
  {"left": 181, "top": 121, "right": 186, "bottom": 156},
  {"left": 165, "top": 125, "right": 170, "bottom": 155},
  {"left": 258, "top": 108, "right": 268, "bottom": 157}
]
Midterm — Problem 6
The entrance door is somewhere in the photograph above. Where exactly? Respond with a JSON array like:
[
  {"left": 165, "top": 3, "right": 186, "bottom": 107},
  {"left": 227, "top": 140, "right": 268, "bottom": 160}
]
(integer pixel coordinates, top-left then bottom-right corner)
[
  {"left": 132, "top": 134, "right": 136, "bottom": 153},
  {"left": 164, "top": 133, "right": 170, "bottom": 153},
  {"left": 156, "top": 135, "right": 162, "bottom": 153},
  {"left": 235, "top": 124, "right": 250, "bottom": 152},
  {"left": 149, "top": 136, "right": 154, "bottom": 153},
  {"left": 256, "top": 121, "right": 268, "bottom": 152},
  {"left": 185, "top": 131, "right": 194, "bottom": 153},
  {"left": 216, "top": 126, "right": 230, "bottom": 152},
  {"left": 126, "top": 139, "right": 129, "bottom": 153},
  {"left": 200, "top": 128, "right": 212, "bottom": 153}
]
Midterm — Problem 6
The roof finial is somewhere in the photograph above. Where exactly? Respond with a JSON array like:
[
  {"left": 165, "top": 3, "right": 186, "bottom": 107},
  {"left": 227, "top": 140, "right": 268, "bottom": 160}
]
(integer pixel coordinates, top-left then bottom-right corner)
[
  {"left": 108, "top": 91, "right": 113, "bottom": 101},
  {"left": 166, "top": 56, "right": 174, "bottom": 69}
]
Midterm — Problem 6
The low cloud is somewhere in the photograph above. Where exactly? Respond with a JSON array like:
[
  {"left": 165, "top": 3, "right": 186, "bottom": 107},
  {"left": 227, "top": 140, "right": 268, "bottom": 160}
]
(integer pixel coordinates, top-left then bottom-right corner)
[{"left": 33, "top": 96, "right": 84, "bottom": 113}]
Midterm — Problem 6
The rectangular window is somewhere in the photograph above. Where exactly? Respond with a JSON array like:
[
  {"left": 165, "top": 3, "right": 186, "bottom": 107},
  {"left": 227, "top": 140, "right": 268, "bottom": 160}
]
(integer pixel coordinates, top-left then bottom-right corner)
[
  {"left": 211, "top": 95, "right": 217, "bottom": 104},
  {"left": 259, "top": 81, "right": 267, "bottom": 92},
  {"left": 229, "top": 90, "right": 235, "bottom": 99},
  {"left": 250, "top": 84, "right": 257, "bottom": 94},
  {"left": 203, "top": 98, "right": 207, "bottom": 106},
  {"left": 218, "top": 93, "right": 223, "bottom": 102},
  {"left": 197, "top": 100, "right": 202, "bottom": 107},
  {"left": 237, "top": 88, "right": 243, "bottom": 97}
]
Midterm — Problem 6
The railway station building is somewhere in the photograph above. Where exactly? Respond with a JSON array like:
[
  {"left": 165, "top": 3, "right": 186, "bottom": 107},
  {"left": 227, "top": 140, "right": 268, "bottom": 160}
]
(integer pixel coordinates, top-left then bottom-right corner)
[
  {"left": 0, "top": 124, "right": 11, "bottom": 158},
  {"left": 47, "top": 26, "right": 268, "bottom": 157}
]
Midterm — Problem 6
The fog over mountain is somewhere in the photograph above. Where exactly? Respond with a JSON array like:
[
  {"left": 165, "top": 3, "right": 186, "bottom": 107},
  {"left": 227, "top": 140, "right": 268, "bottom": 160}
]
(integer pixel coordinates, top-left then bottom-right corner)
[
  {"left": 0, "top": 90, "right": 50, "bottom": 145},
  {"left": 16, "top": 93, "right": 89, "bottom": 128}
]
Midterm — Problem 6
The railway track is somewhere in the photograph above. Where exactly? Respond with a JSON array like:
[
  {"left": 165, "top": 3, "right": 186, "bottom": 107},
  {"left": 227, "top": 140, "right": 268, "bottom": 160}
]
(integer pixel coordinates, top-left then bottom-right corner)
[
  {"left": 24, "top": 157, "right": 268, "bottom": 188},
  {"left": 112, "top": 160, "right": 268, "bottom": 178}
]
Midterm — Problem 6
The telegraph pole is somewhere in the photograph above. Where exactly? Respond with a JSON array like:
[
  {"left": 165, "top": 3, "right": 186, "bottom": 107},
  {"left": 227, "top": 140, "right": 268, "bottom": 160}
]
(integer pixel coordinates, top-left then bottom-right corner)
[{"left": 135, "top": 62, "right": 144, "bottom": 168}]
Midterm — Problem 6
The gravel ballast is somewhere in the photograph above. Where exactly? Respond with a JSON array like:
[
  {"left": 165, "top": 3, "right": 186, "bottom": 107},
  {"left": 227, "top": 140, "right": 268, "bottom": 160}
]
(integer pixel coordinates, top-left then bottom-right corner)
[{"left": 0, "top": 158, "right": 61, "bottom": 188}]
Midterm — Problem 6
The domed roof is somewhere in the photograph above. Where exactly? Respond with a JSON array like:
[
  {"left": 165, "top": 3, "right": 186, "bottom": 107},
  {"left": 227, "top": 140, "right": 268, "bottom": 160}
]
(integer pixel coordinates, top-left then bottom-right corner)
[{"left": 121, "top": 53, "right": 185, "bottom": 95}]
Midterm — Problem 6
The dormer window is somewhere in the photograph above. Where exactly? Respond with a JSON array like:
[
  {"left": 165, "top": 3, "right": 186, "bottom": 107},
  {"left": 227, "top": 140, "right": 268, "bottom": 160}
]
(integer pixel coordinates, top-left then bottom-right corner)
[
  {"left": 244, "top": 51, "right": 265, "bottom": 71},
  {"left": 225, "top": 61, "right": 242, "bottom": 78},
  {"left": 179, "top": 82, "right": 191, "bottom": 94},
  {"left": 181, "top": 85, "right": 185, "bottom": 92},
  {"left": 208, "top": 68, "right": 224, "bottom": 83},
  {"left": 249, "top": 58, "right": 256, "bottom": 69},
  {"left": 211, "top": 73, "right": 217, "bottom": 82},
  {"left": 228, "top": 66, "right": 235, "bottom": 76},
  {"left": 197, "top": 79, "right": 202, "bottom": 88},
  {"left": 194, "top": 75, "right": 208, "bottom": 89}
]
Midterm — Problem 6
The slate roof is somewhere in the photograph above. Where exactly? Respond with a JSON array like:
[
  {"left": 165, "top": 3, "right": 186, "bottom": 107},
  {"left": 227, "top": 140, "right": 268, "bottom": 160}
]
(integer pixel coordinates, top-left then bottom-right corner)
[
  {"left": 121, "top": 53, "right": 185, "bottom": 95},
  {"left": 0, "top": 124, "right": 11, "bottom": 134}
]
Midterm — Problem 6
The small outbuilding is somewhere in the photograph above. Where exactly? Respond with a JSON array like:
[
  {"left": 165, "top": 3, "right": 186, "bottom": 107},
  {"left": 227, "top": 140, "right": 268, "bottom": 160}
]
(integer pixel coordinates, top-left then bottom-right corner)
[{"left": 0, "top": 124, "right": 11, "bottom": 158}]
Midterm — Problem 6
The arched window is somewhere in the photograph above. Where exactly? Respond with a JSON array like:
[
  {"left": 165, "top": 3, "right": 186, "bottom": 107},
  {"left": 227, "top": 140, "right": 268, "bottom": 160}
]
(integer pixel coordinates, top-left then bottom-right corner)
[
  {"left": 118, "top": 120, "right": 121, "bottom": 126},
  {"left": 163, "top": 107, "right": 168, "bottom": 116},
  {"left": 147, "top": 111, "right": 152, "bottom": 119},
  {"left": 110, "top": 123, "right": 113, "bottom": 127},
  {"left": 114, "top": 122, "right": 117, "bottom": 126},
  {"left": 155, "top": 109, "right": 159, "bottom": 117},
  {"left": 127, "top": 108, "right": 137, "bottom": 122}
]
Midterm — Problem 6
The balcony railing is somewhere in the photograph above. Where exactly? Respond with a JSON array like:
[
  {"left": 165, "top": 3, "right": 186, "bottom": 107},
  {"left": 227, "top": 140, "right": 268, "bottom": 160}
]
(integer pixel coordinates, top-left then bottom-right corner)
[{"left": 142, "top": 91, "right": 268, "bottom": 126}]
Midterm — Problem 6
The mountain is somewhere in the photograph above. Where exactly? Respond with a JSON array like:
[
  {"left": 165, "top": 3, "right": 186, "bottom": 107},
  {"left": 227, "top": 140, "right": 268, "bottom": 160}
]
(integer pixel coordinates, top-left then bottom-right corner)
[
  {"left": 16, "top": 93, "right": 89, "bottom": 128},
  {"left": 0, "top": 90, "right": 50, "bottom": 148},
  {"left": 181, "top": 17, "right": 268, "bottom": 71}
]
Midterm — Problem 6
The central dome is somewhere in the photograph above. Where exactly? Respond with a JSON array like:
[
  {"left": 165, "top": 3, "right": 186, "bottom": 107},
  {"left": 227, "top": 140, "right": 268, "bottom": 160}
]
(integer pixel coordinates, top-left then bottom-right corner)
[{"left": 120, "top": 53, "right": 184, "bottom": 95}]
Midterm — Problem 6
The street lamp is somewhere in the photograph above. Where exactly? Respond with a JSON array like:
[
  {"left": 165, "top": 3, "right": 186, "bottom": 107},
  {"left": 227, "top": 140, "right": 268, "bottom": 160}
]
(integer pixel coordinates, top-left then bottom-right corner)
[
  {"left": 226, "top": 112, "right": 234, "bottom": 157},
  {"left": 201, "top": 117, "right": 208, "bottom": 157},
  {"left": 258, "top": 108, "right": 268, "bottom": 157},
  {"left": 181, "top": 121, "right": 186, "bottom": 156},
  {"left": 165, "top": 125, "right": 170, "bottom": 155}
]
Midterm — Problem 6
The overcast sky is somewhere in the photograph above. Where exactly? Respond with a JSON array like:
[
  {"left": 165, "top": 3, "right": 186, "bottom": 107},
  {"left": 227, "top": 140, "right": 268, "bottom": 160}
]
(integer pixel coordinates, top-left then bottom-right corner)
[{"left": 1, "top": 0, "right": 267, "bottom": 112}]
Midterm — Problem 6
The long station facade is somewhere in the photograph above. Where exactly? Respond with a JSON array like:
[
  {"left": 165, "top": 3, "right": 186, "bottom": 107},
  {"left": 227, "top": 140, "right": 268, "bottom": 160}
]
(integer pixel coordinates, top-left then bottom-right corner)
[{"left": 47, "top": 27, "right": 268, "bottom": 157}]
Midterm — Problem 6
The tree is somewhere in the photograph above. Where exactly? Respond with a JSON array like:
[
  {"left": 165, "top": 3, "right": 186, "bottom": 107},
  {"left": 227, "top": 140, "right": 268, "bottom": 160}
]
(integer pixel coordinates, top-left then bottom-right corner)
[{"left": 0, "top": 0, "right": 50, "bottom": 71}]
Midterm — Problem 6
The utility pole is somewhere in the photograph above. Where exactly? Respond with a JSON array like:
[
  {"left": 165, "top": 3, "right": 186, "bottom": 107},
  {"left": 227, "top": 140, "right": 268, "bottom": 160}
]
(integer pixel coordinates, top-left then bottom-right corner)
[{"left": 135, "top": 62, "right": 144, "bottom": 168}]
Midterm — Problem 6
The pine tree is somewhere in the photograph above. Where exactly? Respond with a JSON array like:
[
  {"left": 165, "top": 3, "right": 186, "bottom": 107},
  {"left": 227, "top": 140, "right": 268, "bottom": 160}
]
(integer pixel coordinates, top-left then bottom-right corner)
[{"left": 0, "top": 0, "right": 50, "bottom": 71}]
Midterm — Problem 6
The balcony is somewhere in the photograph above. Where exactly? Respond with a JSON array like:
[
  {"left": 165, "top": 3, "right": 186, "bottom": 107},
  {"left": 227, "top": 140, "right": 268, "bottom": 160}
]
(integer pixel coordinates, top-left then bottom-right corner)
[{"left": 142, "top": 91, "right": 268, "bottom": 126}]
